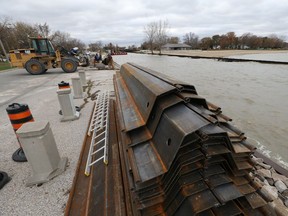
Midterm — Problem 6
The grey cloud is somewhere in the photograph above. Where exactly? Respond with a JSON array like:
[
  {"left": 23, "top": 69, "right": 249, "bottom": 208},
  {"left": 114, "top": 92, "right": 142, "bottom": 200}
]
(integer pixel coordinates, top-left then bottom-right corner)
[{"left": 1, "top": 0, "right": 287, "bottom": 46}]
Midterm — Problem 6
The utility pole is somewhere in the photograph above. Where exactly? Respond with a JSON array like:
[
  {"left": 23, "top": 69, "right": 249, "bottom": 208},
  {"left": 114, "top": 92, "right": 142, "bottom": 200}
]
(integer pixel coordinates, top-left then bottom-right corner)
[{"left": 0, "top": 38, "right": 10, "bottom": 63}]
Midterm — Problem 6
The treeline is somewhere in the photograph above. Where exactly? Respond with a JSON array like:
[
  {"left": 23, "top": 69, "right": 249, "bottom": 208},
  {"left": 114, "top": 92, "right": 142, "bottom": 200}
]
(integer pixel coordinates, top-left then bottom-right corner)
[
  {"left": 0, "top": 17, "right": 128, "bottom": 57},
  {"left": 189, "top": 32, "right": 287, "bottom": 50},
  {"left": 142, "top": 20, "right": 287, "bottom": 52},
  {"left": 0, "top": 17, "right": 87, "bottom": 54}
]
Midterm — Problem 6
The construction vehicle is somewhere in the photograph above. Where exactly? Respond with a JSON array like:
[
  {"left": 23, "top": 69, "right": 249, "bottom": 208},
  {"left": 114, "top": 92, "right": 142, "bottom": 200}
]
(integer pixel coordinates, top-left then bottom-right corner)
[{"left": 9, "top": 37, "right": 83, "bottom": 75}]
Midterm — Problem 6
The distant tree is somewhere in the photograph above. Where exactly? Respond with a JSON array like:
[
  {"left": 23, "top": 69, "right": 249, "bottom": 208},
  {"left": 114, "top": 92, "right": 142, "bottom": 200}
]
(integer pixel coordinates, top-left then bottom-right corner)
[
  {"left": 66, "top": 38, "right": 86, "bottom": 50},
  {"left": 239, "top": 33, "right": 253, "bottom": 49},
  {"left": 167, "top": 36, "right": 180, "bottom": 44},
  {"left": 144, "top": 21, "right": 157, "bottom": 54},
  {"left": 155, "top": 20, "right": 169, "bottom": 54},
  {"left": 50, "top": 30, "right": 85, "bottom": 50},
  {"left": 268, "top": 34, "right": 285, "bottom": 48},
  {"left": 144, "top": 20, "right": 169, "bottom": 54},
  {"left": 89, "top": 41, "right": 103, "bottom": 52},
  {"left": 219, "top": 35, "right": 229, "bottom": 49},
  {"left": 128, "top": 45, "right": 138, "bottom": 51},
  {"left": 11, "top": 22, "right": 39, "bottom": 49},
  {"left": 0, "top": 17, "right": 88, "bottom": 53},
  {"left": 183, "top": 32, "right": 199, "bottom": 49},
  {"left": 50, "top": 30, "right": 71, "bottom": 47},
  {"left": 200, "top": 37, "right": 213, "bottom": 50},
  {"left": 35, "top": 22, "right": 50, "bottom": 38},
  {"left": 212, "top": 35, "right": 220, "bottom": 49},
  {"left": 249, "top": 35, "right": 262, "bottom": 49},
  {"left": 103, "top": 42, "right": 116, "bottom": 52},
  {"left": 0, "top": 16, "right": 13, "bottom": 52},
  {"left": 107, "top": 42, "right": 114, "bottom": 52},
  {"left": 140, "top": 41, "right": 149, "bottom": 50},
  {"left": 0, "top": 16, "right": 11, "bottom": 40},
  {"left": 226, "top": 32, "right": 238, "bottom": 49}
]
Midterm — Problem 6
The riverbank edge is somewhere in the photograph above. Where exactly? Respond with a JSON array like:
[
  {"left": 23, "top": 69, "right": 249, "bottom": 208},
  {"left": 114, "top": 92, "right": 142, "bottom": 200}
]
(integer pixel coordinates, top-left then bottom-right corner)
[{"left": 139, "top": 49, "right": 288, "bottom": 57}]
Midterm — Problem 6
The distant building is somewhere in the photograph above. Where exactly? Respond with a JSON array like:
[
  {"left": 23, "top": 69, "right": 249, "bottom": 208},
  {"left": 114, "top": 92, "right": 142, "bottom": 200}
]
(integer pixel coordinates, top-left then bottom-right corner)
[{"left": 162, "top": 43, "right": 192, "bottom": 50}]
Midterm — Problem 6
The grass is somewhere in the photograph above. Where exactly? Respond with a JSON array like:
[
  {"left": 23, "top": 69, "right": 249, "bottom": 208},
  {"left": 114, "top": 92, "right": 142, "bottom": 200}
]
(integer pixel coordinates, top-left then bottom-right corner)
[{"left": 0, "top": 62, "right": 13, "bottom": 71}]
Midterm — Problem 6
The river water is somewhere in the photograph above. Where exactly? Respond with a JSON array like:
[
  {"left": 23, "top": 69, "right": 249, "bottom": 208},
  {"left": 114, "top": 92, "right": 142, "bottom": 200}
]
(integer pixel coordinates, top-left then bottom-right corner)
[{"left": 113, "top": 53, "right": 288, "bottom": 168}]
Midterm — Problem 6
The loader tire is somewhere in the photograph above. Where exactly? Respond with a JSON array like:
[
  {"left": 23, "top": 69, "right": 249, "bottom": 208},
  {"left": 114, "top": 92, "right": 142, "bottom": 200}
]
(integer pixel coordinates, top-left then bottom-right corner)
[
  {"left": 25, "top": 59, "right": 46, "bottom": 75},
  {"left": 61, "top": 58, "right": 78, "bottom": 73}
]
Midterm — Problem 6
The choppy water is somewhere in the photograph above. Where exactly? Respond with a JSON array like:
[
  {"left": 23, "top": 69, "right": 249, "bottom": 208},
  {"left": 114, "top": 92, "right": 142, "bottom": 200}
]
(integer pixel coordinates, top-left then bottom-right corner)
[{"left": 113, "top": 53, "right": 288, "bottom": 168}]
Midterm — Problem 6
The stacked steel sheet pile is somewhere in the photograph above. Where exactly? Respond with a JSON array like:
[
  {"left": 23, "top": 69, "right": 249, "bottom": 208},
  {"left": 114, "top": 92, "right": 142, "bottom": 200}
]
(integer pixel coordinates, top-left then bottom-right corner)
[{"left": 113, "top": 63, "right": 273, "bottom": 215}]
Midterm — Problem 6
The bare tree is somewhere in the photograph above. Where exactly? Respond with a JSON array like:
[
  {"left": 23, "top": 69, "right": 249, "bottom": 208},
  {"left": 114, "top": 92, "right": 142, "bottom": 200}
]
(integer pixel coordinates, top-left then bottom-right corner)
[
  {"left": 50, "top": 30, "right": 86, "bottom": 50},
  {"left": 155, "top": 20, "right": 169, "bottom": 54},
  {"left": 183, "top": 32, "right": 199, "bottom": 49},
  {"left": 0, "top": 16, "right": 11, "bottom": 39},
  {"left": 88, "top": 41, "right": 103, "bottom": 52},
  {"left": 50, "top": 30, "right": 70, "bottom": 46},
  {"left": 167, "top": 36, "right": 180, "bottom": 44},
  {"left": 35, "top": 22, "right": 50, "bottom": 38},
  {"left": 0, "top": 16, "right": 13, "bottom": 57},
  {"left": 11, "top": 22, "right": 38, "bottom": 48},
  {"left": 144, "top": 21, "right": 157, "bottom": 54}
]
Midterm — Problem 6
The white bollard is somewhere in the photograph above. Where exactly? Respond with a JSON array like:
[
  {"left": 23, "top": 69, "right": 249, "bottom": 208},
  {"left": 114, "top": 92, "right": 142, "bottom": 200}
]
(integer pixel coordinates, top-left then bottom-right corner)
[
  {"left": 78, "top": 70, "right": 87, "bottom": 87},
  {"left": 57, "top": 88, "right": 80, "bottom": 121},
  {"left": 16, "top": 121, "right": 68, "bottom": 186},
  {"left": 71, "top": 77, "right": 84, "bottom": 99}
]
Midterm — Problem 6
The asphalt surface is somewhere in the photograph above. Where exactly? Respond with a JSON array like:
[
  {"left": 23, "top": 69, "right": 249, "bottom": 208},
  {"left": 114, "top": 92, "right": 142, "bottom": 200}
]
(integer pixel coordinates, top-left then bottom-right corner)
[{"left": 0, "top": 67, "right": 115, "bottom": 215}]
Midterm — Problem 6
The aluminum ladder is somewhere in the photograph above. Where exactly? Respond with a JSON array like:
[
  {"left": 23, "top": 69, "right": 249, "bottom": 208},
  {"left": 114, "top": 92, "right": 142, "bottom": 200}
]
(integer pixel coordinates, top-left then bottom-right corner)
[{"left": 85, "top": 91, "right": 109, "bottom": 176}]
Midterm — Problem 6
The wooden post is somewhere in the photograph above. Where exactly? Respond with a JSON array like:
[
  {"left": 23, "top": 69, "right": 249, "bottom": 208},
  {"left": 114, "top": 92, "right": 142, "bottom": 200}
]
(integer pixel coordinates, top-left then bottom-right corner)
[{"left": 0, "top": 39, "right": 10, "bottom": 64}]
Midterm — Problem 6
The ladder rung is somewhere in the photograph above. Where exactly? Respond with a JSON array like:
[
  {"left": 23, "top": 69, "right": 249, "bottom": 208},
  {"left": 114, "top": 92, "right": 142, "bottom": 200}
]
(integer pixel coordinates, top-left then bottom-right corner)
[
  {"left": 94, "top": 137, "right": 105, "bottom": 146},
  {"left": 95, "top": 131, "right": 105, "bottom": 139},
  {"left": 91, "top": 146, "right": 105, "bottom": 155},
  {"left": 89, "top": 156, "right": 104, "bottom": 166}
]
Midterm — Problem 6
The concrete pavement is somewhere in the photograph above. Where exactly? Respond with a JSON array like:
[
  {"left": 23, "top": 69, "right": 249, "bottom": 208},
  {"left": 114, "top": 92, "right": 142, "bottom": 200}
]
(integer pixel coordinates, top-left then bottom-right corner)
[{"left": 0, "top": 67, "right": 115, "bottom": 215}]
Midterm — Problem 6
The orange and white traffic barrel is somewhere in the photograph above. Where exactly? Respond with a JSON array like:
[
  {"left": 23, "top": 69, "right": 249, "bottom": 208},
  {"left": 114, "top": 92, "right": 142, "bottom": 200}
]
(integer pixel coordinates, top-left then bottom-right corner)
[
  {"left": 6, "top": 103, "right": 34, "bottom": 162},
  {"left": 58, "top": 81, "right": 70, "bottom": 89}
]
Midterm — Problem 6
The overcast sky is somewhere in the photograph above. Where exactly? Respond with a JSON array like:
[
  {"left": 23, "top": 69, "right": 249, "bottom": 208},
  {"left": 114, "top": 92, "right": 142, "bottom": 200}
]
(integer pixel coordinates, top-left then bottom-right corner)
[{"left": 1, "top": 0, "right": 288, "bottom": 46}]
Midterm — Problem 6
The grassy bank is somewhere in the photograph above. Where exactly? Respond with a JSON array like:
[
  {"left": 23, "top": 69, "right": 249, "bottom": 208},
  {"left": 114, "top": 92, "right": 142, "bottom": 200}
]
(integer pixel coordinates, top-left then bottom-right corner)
[{"left": 0, "top": 62, "right": 13, "bottom": 71}]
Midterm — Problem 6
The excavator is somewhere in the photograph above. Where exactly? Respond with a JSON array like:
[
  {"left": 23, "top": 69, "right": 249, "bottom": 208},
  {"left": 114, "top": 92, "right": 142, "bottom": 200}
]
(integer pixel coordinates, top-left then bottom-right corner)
[{"left": 9, "top": 37, "right": 87, "bottom": 75}]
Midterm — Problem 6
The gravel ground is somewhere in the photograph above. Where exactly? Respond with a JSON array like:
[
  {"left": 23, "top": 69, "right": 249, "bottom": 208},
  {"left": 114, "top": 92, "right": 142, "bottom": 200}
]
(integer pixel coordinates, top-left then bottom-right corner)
[{"left": 0, "top": 68, "right": 115, "bottom": 216}]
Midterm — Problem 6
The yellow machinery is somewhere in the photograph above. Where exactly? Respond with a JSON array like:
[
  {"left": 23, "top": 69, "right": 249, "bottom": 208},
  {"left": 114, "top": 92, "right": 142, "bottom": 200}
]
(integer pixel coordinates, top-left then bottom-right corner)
[{"left": 9, "top": 37, "right": 79, "bottom": 75}]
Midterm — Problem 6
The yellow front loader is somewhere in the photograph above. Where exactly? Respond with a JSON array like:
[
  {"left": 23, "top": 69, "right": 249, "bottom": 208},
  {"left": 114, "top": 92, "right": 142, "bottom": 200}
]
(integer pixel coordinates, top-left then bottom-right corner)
[{"left": 9, "top": 37, "right": 79, "bottom": 75}]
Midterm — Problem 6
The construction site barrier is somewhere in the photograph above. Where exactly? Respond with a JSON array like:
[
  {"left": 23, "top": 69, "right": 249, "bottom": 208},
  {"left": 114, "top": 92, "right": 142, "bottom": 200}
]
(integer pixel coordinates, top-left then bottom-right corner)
[
  {"left": 6, "top": 103, "right": 34, "bottom": 131},
  {"left": 6, "top": 103, "right": 34, "bottom": 162},
  {"left": 58, "top": 81, "right": 70, "bottom": 89}
]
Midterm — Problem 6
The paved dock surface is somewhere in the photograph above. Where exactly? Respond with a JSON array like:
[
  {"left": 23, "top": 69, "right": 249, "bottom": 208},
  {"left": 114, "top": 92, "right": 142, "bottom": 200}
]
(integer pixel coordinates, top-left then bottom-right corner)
[{"left": 0, "top": 67, "right": 115, "bottom": 216}]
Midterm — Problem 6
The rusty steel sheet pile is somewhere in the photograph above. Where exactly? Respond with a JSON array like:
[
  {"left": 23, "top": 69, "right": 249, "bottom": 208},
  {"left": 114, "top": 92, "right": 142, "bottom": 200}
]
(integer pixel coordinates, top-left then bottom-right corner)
[{"left": 113, "top": 63, "right": 275, "bottom": 215}]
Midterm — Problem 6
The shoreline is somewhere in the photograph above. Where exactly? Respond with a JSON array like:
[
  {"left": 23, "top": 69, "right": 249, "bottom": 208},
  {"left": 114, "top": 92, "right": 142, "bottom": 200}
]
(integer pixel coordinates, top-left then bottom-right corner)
[
  {"left": 144, "top": 49, "right": 288, "bottom": 65},
  {"left": 158, "top": 49, "right": 288, "bottom": 58}
]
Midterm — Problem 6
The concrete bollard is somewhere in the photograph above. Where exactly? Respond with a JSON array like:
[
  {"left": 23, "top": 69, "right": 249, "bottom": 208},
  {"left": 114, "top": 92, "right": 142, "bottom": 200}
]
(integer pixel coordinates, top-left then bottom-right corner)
[
  {"left": 16, "top": 121, "right": 68, "bottom": 186},
  {"left": 78, "top": 70, "right": 87, "bottom": 87},
  {"left": 71, "top": 77, "right": 84, "bottom": 99},
  {"left": 57, "top": 88, "right": 80, "bottom": 121}
]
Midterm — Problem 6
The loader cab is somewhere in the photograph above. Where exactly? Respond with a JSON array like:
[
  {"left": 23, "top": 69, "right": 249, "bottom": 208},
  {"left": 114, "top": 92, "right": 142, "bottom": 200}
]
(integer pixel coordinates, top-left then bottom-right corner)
[{"left": 30, "top": 38, "right": 56, "bottom": 56}]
